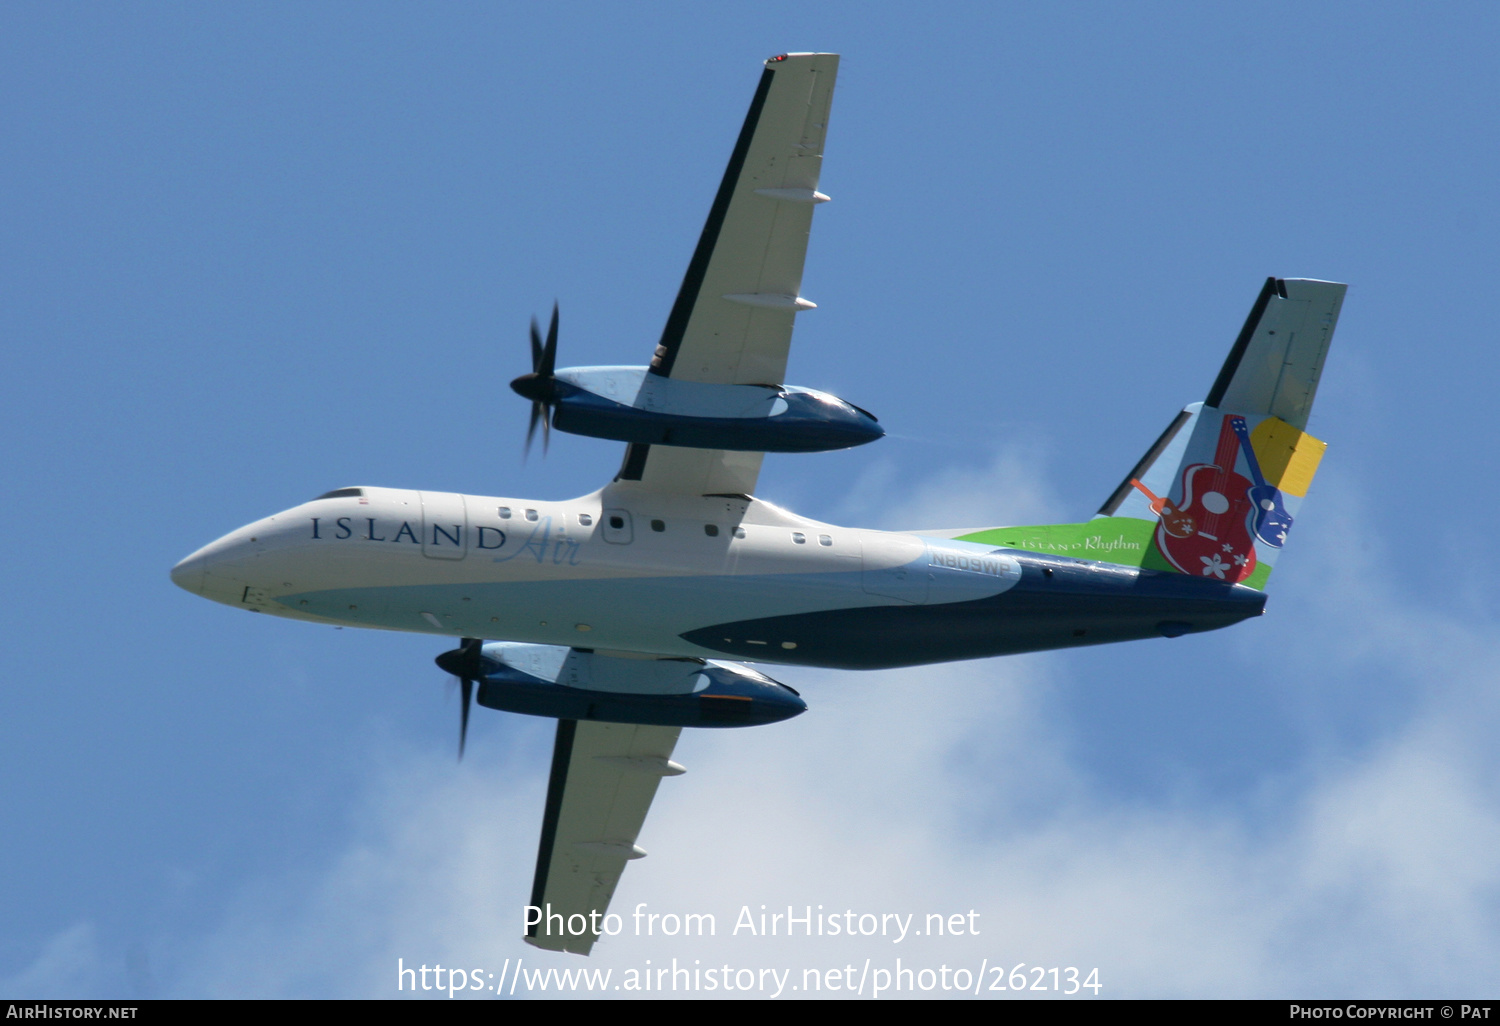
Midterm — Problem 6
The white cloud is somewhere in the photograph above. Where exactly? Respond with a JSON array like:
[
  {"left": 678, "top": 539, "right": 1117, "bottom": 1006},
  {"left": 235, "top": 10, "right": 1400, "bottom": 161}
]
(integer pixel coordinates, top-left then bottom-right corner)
[
  {"left": 0, "top": 924, "right": 102, "bottom": 999},
  {"left": 830, "top": 443, "right": 1064, "bottom": 533}
]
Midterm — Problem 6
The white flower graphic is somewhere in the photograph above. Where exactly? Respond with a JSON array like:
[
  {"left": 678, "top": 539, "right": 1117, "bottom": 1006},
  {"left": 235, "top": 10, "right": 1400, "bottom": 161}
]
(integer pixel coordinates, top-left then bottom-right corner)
[
  {"left": 1222, "top": 542, "right": 1234, "bottom": 552},
  {"left": 1233, "top": 553, "right": 1248, "bottom": 567},
  {"left": 1201, "top": 553, "right": 1229, "bottom": 579}
]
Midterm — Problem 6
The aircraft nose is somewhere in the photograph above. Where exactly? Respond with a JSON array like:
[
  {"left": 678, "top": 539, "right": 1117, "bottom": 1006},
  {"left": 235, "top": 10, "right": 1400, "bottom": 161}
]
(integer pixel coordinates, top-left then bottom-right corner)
[
  {"left": 170, "top": 551, "right": 206, "bottom": 595},
  {"left": 170, "top": 520, "right": 279, "bottom": 607}
]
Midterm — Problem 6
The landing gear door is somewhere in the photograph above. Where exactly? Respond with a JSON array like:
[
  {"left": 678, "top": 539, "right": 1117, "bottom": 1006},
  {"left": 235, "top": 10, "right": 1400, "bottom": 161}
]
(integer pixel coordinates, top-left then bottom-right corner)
[
  {"left": 601, "top": 509, "right": 633, "bottom": 544},
  {"left": 420, "top": 491, "right": 468, "bottom": 560}
]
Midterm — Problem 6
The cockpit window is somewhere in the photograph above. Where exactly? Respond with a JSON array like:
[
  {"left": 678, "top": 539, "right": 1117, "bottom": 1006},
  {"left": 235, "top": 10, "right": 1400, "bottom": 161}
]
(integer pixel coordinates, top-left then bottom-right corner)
[{"left": 314, "top": 487, "right": 364, "bottom": 500}]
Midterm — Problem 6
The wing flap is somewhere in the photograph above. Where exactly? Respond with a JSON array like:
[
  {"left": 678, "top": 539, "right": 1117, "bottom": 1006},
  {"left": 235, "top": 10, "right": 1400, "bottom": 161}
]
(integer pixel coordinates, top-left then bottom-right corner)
[{"left": 525, "top": 719, "right": 683, "bottom": 955}]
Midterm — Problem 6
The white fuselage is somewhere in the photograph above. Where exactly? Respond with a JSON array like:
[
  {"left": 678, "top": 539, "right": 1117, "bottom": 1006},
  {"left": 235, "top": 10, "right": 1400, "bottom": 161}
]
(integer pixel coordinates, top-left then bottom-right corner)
[{"left": 170, "top": 484, "right": 1022, "bottom": 663}]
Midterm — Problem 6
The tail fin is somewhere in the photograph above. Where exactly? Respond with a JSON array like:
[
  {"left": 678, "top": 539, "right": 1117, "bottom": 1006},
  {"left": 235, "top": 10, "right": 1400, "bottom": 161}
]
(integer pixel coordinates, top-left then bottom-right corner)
[{"left": 957, "top": 278, "right": 1346, "bottom": 589}]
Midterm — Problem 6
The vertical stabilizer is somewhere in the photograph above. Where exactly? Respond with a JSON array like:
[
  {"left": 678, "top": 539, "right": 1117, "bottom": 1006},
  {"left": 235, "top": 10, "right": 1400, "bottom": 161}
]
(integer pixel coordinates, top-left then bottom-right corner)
[
  {"left": 1093, "top": 277, "right": 1344, "bottom": 588},
  {"left": 1204, "top": 277, "right": 1345, "bottom": 431},
  {"left": 955, "top": 278, "right": 1344, "bottom": 590}
]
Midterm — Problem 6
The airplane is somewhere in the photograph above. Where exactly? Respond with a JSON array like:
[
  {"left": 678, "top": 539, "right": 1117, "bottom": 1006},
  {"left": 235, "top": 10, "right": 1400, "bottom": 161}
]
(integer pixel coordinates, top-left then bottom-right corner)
[{"left": 170, "top": 52, "right": 1347, "bottom": 956}]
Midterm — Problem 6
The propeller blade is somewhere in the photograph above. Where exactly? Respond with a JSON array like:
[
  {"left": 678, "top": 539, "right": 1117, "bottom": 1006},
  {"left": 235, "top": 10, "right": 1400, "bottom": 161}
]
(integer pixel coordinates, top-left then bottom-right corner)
[
  {"left": 539, "top": 303, "right": 558, "bottom": 379},
  {"left": 514, "top": 305, "right": 560, "bottom": 458},
  {"left": 459, "top": 676, "right": 473, "bottom": 760},
  {"left": 460, "top": 636, "right": 483, "bottom": 675},
  {"left": 525, "top": 400, "right": 543, "bottom": 458},
  {"left": 434, "top": 638, "right": 484, "bottom": 760}
]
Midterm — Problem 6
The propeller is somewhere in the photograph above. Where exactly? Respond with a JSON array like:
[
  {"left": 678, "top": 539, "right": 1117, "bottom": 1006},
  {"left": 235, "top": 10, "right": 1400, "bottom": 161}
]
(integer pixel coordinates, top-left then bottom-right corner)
[
  {"left": 434, "top": 637, "right": 485, "bottom": 760},
  {"left": 508, "top": 303, "right": 559, "bottom": 458}
]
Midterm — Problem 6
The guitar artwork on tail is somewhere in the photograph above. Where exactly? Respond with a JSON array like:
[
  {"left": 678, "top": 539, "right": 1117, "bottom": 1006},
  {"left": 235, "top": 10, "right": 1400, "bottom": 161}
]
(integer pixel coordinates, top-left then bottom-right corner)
[
  {"left": 1150, "top": 414, "right": 1260, "bottom": 583},
  {"left": 1139, "top": 405, "right": 1326, "bottom": 584},
  {"left": 1230, "top": 414, "right": 1295, "bottom": 549}
]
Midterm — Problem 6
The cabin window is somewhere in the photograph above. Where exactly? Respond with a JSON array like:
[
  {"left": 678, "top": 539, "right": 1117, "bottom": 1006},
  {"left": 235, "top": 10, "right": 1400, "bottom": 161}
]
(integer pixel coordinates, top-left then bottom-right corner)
[
  {"left": 525, "top": 509, "right": 538, "bottom": 521},
  {"left": 601, "top": 509, "right": 633, "bottom": 544},
  {"left": 733, "top": 527, "right": 746, "bottom": 539},
  {"left": 819, "top": 534, "right": 833, "bottom": 546},
  {"left": 704, "top": 524, "right": 719, "bottom": 537},
  {"left": 578, "top": 513, "right": 593, "bottom": 527},
  {"left": 651, "top": 519, "right": 666, "bottom": 532},
  {"left": 792, "top": 532, "right": 806, "bottom": 544},
  {"left": 498, "top": 507, "right": 512, "bottom": 519}
]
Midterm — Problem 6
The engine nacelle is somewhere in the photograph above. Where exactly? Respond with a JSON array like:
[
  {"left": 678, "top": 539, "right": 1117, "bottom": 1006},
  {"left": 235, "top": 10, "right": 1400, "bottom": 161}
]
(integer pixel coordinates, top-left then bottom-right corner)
[
  {"left": 540, "top": 366, "right": 882, "bottom": 453},
  {"left": 473, "top": 643, "right": 806, "bottom": 728}
]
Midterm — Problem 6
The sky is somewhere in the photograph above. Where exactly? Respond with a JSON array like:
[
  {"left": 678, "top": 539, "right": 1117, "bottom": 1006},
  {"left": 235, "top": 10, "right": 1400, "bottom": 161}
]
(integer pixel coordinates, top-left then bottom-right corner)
[{"left": 3, "top": 1, "right": 1499, "bottom": 1000}]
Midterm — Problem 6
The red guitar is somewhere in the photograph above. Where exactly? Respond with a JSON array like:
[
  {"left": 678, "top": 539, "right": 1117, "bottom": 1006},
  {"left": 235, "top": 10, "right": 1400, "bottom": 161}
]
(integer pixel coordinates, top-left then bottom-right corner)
[{"left": 1149, "top": 415, "right": 1257, "bottom": 583}]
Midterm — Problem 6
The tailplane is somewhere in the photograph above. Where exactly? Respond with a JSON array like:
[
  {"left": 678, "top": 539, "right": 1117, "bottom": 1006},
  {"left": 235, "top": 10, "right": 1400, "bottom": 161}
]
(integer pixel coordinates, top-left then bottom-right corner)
[{"left": 955, "top": 278, "right": 1346, "bottom": 590}]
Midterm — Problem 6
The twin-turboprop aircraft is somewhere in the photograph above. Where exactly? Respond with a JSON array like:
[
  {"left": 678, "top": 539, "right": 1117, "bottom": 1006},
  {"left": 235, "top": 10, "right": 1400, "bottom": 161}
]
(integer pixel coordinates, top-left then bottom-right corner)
[{"left": 170, "top": 53, "right": 1346, "bottom": 955}]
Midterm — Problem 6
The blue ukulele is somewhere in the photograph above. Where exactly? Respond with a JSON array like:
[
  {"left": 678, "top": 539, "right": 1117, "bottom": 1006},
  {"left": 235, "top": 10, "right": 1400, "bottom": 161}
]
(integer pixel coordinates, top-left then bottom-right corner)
[{"left": 1229, "top": 415, "right": 1293, "bottom": 548}]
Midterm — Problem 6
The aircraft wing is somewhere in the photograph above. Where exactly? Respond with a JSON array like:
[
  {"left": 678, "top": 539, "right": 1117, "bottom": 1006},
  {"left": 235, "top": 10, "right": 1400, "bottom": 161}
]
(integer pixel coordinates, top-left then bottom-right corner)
[
  {"left": 524, "top": 719, "right": 684, "bottom": 955},
  {"left": 615, "top": 52, "right": 839, "bottom": 496}
]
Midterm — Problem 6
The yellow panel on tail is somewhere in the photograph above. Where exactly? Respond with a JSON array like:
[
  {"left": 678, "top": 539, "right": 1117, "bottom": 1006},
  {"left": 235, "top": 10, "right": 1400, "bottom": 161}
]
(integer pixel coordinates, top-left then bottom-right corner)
[{"left": 1249, "top": 417, "right": 1326, "bottom": 497}]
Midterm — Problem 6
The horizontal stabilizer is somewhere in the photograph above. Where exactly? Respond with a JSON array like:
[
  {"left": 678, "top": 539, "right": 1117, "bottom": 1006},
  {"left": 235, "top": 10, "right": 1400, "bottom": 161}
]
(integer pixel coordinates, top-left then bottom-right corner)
[{"left": 1205, "top": 277, "right": 1346, "bottom": 430}]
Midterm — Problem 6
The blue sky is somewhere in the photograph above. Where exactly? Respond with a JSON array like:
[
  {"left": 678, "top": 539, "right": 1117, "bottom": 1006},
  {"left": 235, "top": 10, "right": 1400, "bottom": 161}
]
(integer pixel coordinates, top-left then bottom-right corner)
[{"left": 3, "top": 2, "right": 1498, "bottom": 998}]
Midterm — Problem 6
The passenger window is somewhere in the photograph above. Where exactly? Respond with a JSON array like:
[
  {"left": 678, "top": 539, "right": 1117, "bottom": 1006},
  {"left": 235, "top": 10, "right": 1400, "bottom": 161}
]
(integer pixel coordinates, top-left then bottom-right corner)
[
  {"left": 733, "top": 527, "right": 746, "bottom": 539},
  {"left": 498, "top": 507, "right": 512, "bottom": 519},
  {"left": 525, "top": 509, "right": 539, "bottom": 522},
  {"left": 602, "top": 509, "right": 633, "bottom": 544},
  {"left": 578, "top": 513, "right": 593, "bottom": 527},
  {"left": 651, "top": 519, "right": 665, "bottom": 533},
  {"left": 792, "top": 532, "right": 806, "bottom": 544},
  {"left": 819, "top": 534, "right": 833, "bottom": 546},
  {"left": 704, "top": 524, "right": 719, "bottom": 537}
]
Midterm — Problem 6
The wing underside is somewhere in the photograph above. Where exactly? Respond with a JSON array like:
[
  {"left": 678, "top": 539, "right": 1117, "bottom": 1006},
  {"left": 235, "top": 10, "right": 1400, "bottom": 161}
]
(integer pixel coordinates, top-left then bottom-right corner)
[
  {"left": 618, "top": 52, "right": 839, "bottom": 496},
  {"left": 524, "top": 53, "right": 841, "bottom": 955},
  {"left": 525, "top": 719, "right": 683, "bottom": 955}
]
